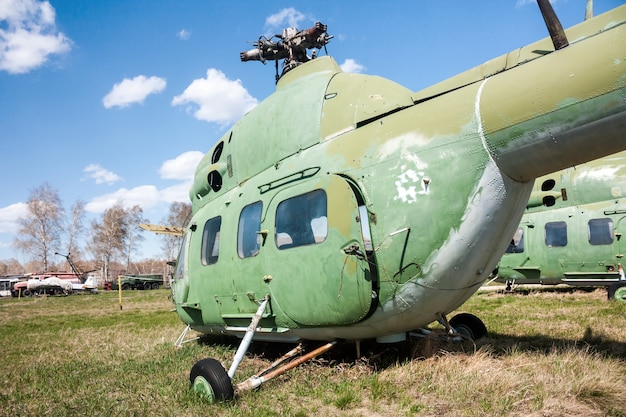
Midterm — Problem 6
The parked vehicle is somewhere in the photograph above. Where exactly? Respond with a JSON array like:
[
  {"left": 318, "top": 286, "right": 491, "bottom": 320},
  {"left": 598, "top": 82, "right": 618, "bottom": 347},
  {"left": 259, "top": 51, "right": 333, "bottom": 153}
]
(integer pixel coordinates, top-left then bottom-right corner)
[{"left": 109, "top": 274, "right": 163, "bottom": 290}]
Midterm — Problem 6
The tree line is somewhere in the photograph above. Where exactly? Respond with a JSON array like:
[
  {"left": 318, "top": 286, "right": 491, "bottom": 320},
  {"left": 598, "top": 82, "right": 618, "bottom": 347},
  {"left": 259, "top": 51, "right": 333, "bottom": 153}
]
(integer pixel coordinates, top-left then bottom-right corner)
[{"left": 1, "top": 182, "right": 191, "bottom": 280}]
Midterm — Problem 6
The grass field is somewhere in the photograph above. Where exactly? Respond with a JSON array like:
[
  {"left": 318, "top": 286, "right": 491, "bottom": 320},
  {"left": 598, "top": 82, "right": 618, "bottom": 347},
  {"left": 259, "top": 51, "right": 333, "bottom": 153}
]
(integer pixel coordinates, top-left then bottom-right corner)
[{"left": 0, "top": 288, "right": 624, "bottom": 416}]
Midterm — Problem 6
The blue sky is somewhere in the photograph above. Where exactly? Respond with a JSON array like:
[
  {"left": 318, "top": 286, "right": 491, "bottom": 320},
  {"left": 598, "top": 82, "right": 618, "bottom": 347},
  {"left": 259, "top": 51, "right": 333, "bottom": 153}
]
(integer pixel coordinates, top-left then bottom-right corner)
[{"left": 0, "top": 0, "right": 622, "bottom": 263}]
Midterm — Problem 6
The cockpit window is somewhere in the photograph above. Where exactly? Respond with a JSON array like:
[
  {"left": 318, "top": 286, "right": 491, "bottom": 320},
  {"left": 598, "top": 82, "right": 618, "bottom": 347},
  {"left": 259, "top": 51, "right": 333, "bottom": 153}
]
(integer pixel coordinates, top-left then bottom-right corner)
[
  {"left": 238, "top": 201, "right": 263, "bottom": 258},
  {"left": 276, "top": 189, "right": 327, "bottom": 249},
  {"left": 588, "top": 218, "right": 613, "bottom": 245},
  {"left": 201, "top": 216, "right": 221, "bottom": 265}
]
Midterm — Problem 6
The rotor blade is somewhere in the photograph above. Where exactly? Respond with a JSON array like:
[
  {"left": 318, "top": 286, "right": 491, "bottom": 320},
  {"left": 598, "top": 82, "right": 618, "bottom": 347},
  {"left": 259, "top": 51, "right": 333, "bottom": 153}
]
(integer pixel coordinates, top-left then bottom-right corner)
[
  {"left": 537, "top": 0, "right": 569, "bottom": 50},
  {"left": 138, "top": 223, "right": 184, "bottom": 236}
]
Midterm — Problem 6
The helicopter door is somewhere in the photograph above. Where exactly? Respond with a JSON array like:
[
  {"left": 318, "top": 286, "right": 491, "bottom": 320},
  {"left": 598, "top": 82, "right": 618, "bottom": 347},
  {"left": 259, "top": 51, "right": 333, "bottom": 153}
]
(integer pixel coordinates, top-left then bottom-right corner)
[
  {"left": 265, "top": 175, "right": 373, "bottom": 326},
  {"left": 505, "top": 223, "right": 542, "bottom": 281}
]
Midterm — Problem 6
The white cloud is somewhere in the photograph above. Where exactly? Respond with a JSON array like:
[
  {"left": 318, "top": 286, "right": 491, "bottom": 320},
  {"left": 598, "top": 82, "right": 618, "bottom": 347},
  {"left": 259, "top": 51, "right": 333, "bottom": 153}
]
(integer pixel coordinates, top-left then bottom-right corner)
[
  {"left": 159, "top": 151, "right": 203, "bottom": 181},
  {"left": 177, "top": 28, "right": 191, "bottom": 40},
  {"left": 160, "top": 182, "right": 192, "bottom": 203},
  {"left": 102, "top": 75, "right": 167, "bottom": 109},
  {"left": 0, "top": 202, "right": 28, "bottom": 233},
  {"left": 0, "top": 0, "right": 72, "bottom": 74},
  {"left": 83, "top": 151, "right": 203, "bottom": 216},
  {"left": 340, "top": 58, "right": 365, "bottom": 74},
  {"left": 85, "top": 185, "right": 161, "bottom": 213},
  {"left": 83, "top": 164, "right": 122, "bottom": 185},
  {"left": 172, "top": 68, "right": 257, "bottom": 126},
  {"left": 265, "top": 8, "right": 307, "bottom": 32}
]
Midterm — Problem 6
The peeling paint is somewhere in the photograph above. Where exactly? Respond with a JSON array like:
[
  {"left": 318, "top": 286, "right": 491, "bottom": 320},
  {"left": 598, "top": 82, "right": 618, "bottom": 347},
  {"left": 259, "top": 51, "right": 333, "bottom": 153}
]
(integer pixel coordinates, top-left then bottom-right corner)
[{"left": 394, "top": 168, "right": 431, "bottom": 203}]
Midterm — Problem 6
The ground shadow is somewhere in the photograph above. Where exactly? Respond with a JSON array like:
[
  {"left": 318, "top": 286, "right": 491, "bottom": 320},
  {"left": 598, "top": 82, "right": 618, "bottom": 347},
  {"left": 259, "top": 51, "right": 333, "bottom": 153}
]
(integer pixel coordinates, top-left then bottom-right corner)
[{"left": 196, "top": 324, "right": 626, "bottom": 374}]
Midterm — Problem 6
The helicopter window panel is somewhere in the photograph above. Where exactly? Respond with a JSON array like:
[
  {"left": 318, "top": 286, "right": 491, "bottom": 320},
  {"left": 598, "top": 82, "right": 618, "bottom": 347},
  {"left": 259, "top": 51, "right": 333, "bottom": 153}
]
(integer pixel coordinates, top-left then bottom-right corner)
[
  {"left": 588, "top": 218, "right": 613, "bottom": 245},
  {"left": 238, "top": 201, "right": 263, "bottom": 258},
  {"left": 275, "top": 189, "right": 327, "bottom": 249},
  {"left": 174, "top": 233, "right": 190, "bottom": 280},
  {"left": 545, "top": 221, "right": 567, "bottom": 247},
  {"left": 506, "top": 227, "right": 525, "bottom": 253},
  {"left": 201, "top": 216, "right": 222, "bottom": 265}
]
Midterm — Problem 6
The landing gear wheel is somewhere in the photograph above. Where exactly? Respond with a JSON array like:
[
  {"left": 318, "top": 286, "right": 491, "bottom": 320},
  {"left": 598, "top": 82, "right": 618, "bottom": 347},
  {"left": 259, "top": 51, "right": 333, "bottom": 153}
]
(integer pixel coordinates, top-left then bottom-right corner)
[
  {"left": 450, "top": 313, "right": 488, "bottom": 340},
  {"left": 607, "top": 283, "right": 626, "bottom": 302},
  {"left": 189, "top": 358, "right": 234, "bottom": 403}
]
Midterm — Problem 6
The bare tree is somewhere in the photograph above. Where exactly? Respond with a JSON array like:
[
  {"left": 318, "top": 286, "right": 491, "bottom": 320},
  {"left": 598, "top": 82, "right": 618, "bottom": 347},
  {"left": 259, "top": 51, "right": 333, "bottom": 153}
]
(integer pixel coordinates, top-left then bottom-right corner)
[
  {"left": 0, "top": 259, "right": 24, "bottom": 275},
  {"left": 13, "top": 183, "right": 65, "bottom": 272},
  {"left": 160, "top": 201, "right": 192, "bottom": 260},
  {"left": 123, "top": 205, "right": 147, "bottom": 272},
  {"left": 90, "top": 202, "right": 127, "bottom": 281},
  {"left": 90, "top": 203, "right": 149, "bottom": 280},
  {"left": 66, "top": 199, "right": 86, "bottom": 262}
]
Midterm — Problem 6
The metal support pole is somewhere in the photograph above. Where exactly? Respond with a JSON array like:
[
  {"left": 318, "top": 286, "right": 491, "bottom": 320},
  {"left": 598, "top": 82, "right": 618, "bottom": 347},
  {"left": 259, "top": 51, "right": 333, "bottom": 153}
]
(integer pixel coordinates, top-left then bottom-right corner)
[
  {"left": 256, "top": 344, "right": 304, "bottom": 378},
  {"left": 236, "top": 341, "right": 337, "bottom": 393},
  {"left": 174, "top": 324, "right": 199, "bottom": 348}
]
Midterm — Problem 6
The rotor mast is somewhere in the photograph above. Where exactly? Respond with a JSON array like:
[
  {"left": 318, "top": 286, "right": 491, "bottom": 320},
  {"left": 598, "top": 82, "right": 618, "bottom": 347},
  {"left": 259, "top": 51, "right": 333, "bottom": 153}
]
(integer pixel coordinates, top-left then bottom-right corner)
[{"left": 240, "top": 22, "right": 333, "bottom": 82}]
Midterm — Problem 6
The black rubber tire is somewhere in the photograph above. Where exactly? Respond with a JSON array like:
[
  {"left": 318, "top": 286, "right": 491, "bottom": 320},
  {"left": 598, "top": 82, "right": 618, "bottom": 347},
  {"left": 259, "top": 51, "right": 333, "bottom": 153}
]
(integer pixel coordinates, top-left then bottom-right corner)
[
  {"left": 189, "top": 358, "right": 234, "bottom": 402},
  {"left": 450, "top": 313, "right": 488, "bottom": 340},
  {"left": 607, "top": 283, "right": 626, "bottom": 302},
  {"left": 121, "top": 283, "right": 130, "bottom": 291}
]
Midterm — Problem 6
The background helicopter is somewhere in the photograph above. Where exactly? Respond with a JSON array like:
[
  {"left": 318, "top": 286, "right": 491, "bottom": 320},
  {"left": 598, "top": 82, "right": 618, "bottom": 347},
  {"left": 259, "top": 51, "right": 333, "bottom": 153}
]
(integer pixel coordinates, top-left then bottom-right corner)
[
  {"left": 158, "top": 0, "right": 626, "bottom": 403},
  {"left": 494, "top": 151, "right": 626, "bottom": 300}
]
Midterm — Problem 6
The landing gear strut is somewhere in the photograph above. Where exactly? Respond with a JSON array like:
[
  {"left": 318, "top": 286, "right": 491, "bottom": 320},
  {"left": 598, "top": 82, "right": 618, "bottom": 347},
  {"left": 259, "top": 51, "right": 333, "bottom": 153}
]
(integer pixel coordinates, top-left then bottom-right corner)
[{"left": 188, "top": 295, "right": 337, "bottom": 403}]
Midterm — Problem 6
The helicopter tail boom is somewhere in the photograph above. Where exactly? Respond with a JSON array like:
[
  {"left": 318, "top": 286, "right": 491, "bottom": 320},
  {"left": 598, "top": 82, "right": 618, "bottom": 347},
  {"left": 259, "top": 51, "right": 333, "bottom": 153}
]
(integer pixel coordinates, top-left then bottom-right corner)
[{"left": 479, "top": 6, "right": 626, "bottom": 182}]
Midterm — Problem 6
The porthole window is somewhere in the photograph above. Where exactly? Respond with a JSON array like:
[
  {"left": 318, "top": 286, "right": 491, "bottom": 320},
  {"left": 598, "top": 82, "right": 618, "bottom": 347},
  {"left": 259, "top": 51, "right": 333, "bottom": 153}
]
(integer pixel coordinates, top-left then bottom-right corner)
[
  {"left": 208, "top": 171, "right": 222, "bottom": 192},
  {"left": 542, "top": 195, "right": 556, "bottom": 207},
  {"left": 276, "top": 189, "right": 327, "bottom": 249},
  {"left": 211, "top": 141, "right": 224, "bottom": 164},
  {"left": 588, "top": 218, "right": 613, "bottom": 245},
  {"left": 541, "top": 179, "right": 556, "bottom": 191}
]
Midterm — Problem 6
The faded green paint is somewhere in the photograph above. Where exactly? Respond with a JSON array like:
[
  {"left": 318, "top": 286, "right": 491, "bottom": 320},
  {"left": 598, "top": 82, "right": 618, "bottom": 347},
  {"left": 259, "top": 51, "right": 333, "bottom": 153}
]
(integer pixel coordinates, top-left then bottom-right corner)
[
  {"left": 189, "top": 58, "right": 337, "bottom": 211},
  {"left": 258, "top": 175, "right": 372, "bottom": 326},
  {"left": 172, "top": 6, "right": 626, "bottom": 341},
  {"left": 320, "top": 72, "right": 415, "bottom": 141}
]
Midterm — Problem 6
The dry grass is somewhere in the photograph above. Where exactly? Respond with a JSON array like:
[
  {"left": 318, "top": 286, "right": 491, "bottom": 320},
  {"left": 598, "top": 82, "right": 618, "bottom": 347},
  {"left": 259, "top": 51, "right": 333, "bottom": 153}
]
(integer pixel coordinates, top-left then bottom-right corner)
[{"left": 0, "top": 288, "right": 624, "bottom": 416}]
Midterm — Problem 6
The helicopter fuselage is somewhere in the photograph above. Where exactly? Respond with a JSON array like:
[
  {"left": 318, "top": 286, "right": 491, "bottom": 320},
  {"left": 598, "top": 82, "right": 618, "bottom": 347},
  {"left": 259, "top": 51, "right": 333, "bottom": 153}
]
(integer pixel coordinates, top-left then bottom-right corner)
[{"left": 172, "top": 6, "right": 626, "bottom": 343}]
